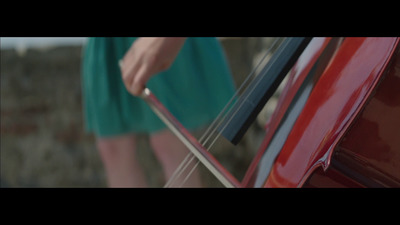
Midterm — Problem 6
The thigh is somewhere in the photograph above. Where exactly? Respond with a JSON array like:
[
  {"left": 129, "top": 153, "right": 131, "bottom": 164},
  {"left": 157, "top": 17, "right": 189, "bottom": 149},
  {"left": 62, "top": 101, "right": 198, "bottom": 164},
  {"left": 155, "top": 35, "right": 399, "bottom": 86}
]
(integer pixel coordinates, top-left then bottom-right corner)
[
  {"left": 149, "top": 129, "right": 189, "bottom": 165},
  {"left": 96, "top": 134, "right": 137, "bottom": 151},
  {"left": 96, "top": 134, "right": 138, "bottom": 165},
  {"left": 150, "top": 129, "right": 203, "bottom": 187}
]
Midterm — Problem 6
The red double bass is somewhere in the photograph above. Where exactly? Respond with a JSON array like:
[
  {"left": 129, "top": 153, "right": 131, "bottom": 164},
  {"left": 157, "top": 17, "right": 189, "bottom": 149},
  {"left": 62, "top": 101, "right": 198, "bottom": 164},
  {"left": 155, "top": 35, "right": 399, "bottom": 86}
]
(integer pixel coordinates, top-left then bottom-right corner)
[
  {"left": 144, "top": 37, "right": 400, "bottom": 188},
  {"left": 243, "top": 37, "right": 400, "bottom": 187}
]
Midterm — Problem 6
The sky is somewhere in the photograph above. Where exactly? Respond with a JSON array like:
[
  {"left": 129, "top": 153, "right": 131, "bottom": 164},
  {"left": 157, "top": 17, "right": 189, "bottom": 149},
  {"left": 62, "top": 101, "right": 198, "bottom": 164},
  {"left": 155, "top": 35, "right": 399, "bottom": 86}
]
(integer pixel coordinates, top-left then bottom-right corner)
[{"left": 1, "top": 37, "right": 87, "bottom": 50}]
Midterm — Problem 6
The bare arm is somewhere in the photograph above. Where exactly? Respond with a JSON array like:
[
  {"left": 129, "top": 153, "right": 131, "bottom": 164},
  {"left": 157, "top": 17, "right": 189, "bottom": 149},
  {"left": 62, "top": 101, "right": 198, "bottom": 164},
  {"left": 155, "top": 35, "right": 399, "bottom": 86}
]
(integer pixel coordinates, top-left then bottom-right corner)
[{"left": 120, "top": 37, "right": 187, "bottom": 96}]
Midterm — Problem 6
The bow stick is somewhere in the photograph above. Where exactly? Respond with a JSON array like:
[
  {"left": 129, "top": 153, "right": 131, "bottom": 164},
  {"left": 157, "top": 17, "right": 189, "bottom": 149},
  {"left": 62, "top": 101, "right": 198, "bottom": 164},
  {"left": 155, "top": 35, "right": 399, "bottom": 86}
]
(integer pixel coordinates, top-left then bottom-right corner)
[{"left": 140, "top": 88, "right": 241, "bottom": 188}]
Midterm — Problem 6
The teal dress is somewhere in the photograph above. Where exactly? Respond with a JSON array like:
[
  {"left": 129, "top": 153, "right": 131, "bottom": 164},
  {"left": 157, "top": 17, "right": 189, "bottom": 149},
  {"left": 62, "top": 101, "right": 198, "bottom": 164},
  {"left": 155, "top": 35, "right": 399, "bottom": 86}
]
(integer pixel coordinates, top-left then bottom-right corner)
[{"left": 82, "top": 37, "right": 236, "bottom": 137}]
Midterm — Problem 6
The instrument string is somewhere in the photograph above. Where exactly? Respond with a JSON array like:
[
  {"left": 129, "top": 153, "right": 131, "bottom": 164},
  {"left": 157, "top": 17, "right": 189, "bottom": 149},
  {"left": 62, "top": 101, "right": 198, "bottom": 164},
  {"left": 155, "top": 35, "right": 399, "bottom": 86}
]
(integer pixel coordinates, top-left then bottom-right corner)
[
  {"left": 165, "top": 38, "right": 284, "bottom": 187},
  {"left": 165, "top": 38, "right": 285, "bottom": 187},
  {"left": 200, "top": 38, "right": 284, "bottom": 149}
]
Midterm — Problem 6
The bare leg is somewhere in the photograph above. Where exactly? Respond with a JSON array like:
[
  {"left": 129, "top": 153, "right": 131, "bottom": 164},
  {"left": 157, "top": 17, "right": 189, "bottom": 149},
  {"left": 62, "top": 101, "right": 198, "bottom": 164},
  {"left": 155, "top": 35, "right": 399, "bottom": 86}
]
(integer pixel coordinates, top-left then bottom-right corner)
[
  {"left": 96, "top": 134, "right": 148, "bottom": 187},
  {"left": 150, "top": 129, "right": 203, "bottom": 187}
]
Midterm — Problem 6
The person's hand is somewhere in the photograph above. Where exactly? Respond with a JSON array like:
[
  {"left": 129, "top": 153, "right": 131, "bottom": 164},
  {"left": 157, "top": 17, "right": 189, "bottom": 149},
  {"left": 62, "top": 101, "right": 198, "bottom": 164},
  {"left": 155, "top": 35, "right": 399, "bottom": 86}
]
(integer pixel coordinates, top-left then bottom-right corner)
[{"left": 119, "top": 37, "right": 186, "bottom": 96}]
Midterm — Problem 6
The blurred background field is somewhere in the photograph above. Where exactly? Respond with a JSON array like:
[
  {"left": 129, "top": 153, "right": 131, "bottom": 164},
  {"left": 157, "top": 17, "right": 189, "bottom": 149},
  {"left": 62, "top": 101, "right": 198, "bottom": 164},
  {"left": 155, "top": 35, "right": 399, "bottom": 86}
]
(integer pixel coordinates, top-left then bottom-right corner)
[{"left": 1, "top": 37, "right": 279, "bottom": 187}]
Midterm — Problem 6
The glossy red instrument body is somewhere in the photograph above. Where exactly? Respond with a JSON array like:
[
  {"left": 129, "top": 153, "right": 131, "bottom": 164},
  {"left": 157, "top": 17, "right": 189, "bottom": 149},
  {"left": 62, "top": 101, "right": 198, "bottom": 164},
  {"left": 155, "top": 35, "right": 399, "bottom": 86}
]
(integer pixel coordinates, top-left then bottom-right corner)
[{"left": 243, "top": 37, "right": 400, "bottom": 187}]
